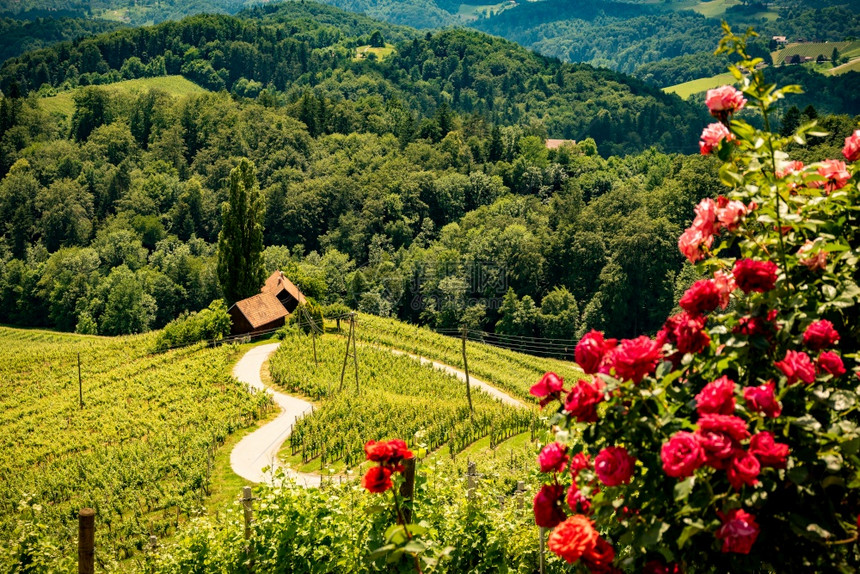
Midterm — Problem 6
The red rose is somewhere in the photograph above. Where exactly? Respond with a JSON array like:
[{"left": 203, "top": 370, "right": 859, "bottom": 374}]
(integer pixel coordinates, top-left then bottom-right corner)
[
  {"left": 673, "top": 313, "right": 711, "bottom": 355},
  {"left": 538, "top": 442, "right": 569, "bottom": 473},
  {"left": 697, "top": 414, "right": 749, "bottom": 468},
  {"left": 575, "top": 330, "right": 616, "bottom": 374},
  {"left": 661, "top": 431, "right": 705, "bottom": 478},
  {"left": 803, "top": 320, "right": 840, "bottom": 350},
  {"left": 733, "top": 310, "right": 779, "bottom": 339},
  {"left": 531, "top": 372, "right": 565, "bottom": 407},
  {"left": 716, "top": 508, "right": 760, "bottom": 554},
  {"left": 610, "top": 336, "right": 662, "bottom": 384},
  {"left": 387, "top": 439, "right": 413, "bottom": 463},
  {"left": 695, "top": 375, "right": 736, "bottom": 415},
  {"left": 643, "top": 560, "right": 683, "bottom": 574},
  {"left": 564, "top": 378, "right": 605, "bottom": 422},
  {"left": 547, "top": 515, "right": 599, "bottom": 564},
  {"left": 594, "top": 446, "right": 635, "bottom": 487},
  {"left": 775, "top": 350, "right": 816, "bottom": 385},
  {"left": 534, "top": 483, "right": 567, "bottom": 528},
  {"left": 733, "top": 259, "right": 778, "bottom": 293},
  {"left": 727, "top": 450, "right": 761, "bottom": 490},
  {"left": 749, "top": 431, "right": 789, "bottom": 468},
  {"left": 582, "top": 537, "right": 616, "bottom": 571},
  {"left": 566, "top": 482, "right": 592, "bottom": 514},
  {"left": 361, "top": 466, "right": 393, "bottom": 493},
  {"left": 679, "top": 279, "right": 721, "bottom": 315},
  {"left": 743, "top": 382, "right": 782, "bottom": 418},
  {"left": 817, "top": 351, "right": 846, "bottom": 377},
  {"left": 364, "top": 440, "right": 393, "bottom": 462},
  {"left": 570, "top": 453, "right": 591, "bottom": 477},
  {"left": 843, "top": 129, "right": 860, "bottom": 162}
]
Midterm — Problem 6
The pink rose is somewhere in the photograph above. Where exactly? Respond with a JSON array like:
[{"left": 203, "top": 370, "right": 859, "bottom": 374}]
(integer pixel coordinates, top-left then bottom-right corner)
[
  {"left": 817, "top": 351, "right": 846, "bottom": 377},
  {"left": 814, "top": 159, "right": 850, "bottom": 192},
  {"left": 843, "top": 129, "right": 860, "bottom": 162},
  {"left": 594, "top": 446, "right": 636, "bottom": 487},
  {"left": 775, "top": 350, "right": 816, "bottom": 385},
  {"left": 610, "top": 336, "right": 662, "bottom": 384},
  {"left": 700, "top": 122, "right": 734, "bottom": 155},
  {"left": 706, "top": 85, "right": 747, "bottom": 118},
  {"left": 531, "top": 372, "right": 565, "bottom": 407},
  {"left": 733, "top": 259, "right": 778, "bottom": 293},
  {"left": 538, "top": 442, "right": 569, "bottom": 473},
  {"left": 661, "top": 431, "right": 705, "bottom": 478},
  {"left": 727, "top": 450, "right": 761, "bottom": 490},
  {"left": 575, "top": 330, "right": 616, "bottom": 374},
  {"left": 533, "top": 483, "right": 566, "bottom": 528},
  {"left": 713, "top": 270, "right": 736, "bottom": 309},
  {"left": 749, "top": 431, "right": 789, "bottom": 468},
  {"left": 743, "top": 382, "right": 781, "bottom": 418},
  {"left": 797, "top": 240, "right": 827, "bottom": 270},
  {"left": 564, "top": 378, "right": 605, "bottom": 423},
  {"left": 716, "top": 509, "right": 760, "bottom": 554},
  {"left": 695, "top": 376, "right": 736, "bottom": 416},
  {"left": 716, "top": 196, "right": 749, "bottom": 231},
  {"left": 693, "top": 198, "right": 719, "bottom": 234},
  {"left": 679, "top": 279, "right": 720, "bottom": 315},
  {"left": 678, "top": 225, "right": 713, "bottom": 263},
  {"left": 802, "top": 319, "right": 839, "bottom": 350}
]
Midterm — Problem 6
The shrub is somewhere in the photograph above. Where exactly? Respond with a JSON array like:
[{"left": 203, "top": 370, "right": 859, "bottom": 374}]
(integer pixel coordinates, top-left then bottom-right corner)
[
  {"left": 532, "top": 26, "right": 860, "bottom": 573},
  {"left": 154, "top": 299, "right": 231, "bottom": 351}
]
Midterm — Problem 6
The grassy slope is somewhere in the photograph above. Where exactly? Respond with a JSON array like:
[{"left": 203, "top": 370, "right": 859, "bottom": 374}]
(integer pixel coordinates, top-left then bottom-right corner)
[
  {"left": 39, "top": 75, "right": 208, "bottom": 116},
  {"left": 663, "top": 72, "right": 736, "bottom": 99},
  {"left": 353, "top": 43, "right": 396, "bottom": 61}
]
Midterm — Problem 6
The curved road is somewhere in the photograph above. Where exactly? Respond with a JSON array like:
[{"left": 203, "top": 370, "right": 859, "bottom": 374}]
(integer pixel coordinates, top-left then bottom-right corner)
[{"left": 228, "top": 341, "right": 525, "bottom": 486}]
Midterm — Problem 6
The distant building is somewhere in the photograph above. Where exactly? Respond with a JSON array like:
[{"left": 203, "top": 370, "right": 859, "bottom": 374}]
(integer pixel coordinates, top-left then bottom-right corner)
[
  {"left": 227, "top": 271, "right": 307, "bottom": 335},
  {"left": 545, "top": 139, "right": 576, "bottom": 150},
  {"left": 773, "top": 36, "right": 788, "bottom": 45}
]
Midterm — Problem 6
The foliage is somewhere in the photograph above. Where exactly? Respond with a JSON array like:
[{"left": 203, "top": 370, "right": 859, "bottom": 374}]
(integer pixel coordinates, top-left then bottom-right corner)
[
  {"left": 154, "top": 298, "right": 231, "bottom": 351},
  {"left": 0, "top": 327, "right": 270, "bottom": 569},
  {"left": 217, "top": 158, "right": 265, "bottom": 304},
  {"left": 530, "top": 26, "right": 860, "bottom": 572}
]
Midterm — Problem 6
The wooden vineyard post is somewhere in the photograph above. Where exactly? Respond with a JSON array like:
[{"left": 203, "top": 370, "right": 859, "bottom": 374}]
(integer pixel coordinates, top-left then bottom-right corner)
[
  {"left": 538, "top": 527, "right": 547, "bottom": 574},
  {"left": 467, "top": 460, "right": 477, "bottom": 500},
  {"left": 516, "top": 481, "right": 526, "bottom": 511},
  {"left": 242, "top": 486, "right": 254, "bottom": 539},
  {"left": 399, "top": 457, "right": 416, "bottom": 524},
  {"left": 78, "top": 508, "right": 95, "bottom": 574},
  {"left": 78, "top": 353, "right": 83, "bottom": 409},
  {"left": 461, "top": 328, "right": 473, "bottom": 414}
]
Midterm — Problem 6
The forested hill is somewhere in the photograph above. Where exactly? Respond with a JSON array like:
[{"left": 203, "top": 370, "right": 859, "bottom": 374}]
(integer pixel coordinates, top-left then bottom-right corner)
[{"left": 0, "top": 1, "right": 706, "bottom": 156}]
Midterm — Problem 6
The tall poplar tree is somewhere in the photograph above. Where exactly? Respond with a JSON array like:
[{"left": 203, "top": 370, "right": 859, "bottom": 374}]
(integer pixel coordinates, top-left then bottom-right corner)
[{"left": 217, "top": 158, "right": 265, "bottom": 304}]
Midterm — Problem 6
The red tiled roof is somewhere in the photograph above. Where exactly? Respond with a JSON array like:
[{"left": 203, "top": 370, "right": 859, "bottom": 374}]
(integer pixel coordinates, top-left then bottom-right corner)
[
  {"left": 262, "top": 271, "right": 307, "bottom": 305},
  {"left": 232, "top": 293, "right": 289, "bottom": 328}
]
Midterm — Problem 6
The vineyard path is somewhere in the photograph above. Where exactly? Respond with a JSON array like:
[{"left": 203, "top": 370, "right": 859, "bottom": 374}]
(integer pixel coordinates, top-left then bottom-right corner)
[
  {"left": 229, "top": 342, "right": 322, "bottom": 487},
  {"left": 228, "top": 340, "right": 526, "bottom": 487}
]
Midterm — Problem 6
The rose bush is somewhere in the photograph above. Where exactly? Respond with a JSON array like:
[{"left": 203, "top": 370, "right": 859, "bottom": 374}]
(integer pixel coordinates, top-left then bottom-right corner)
[{"left": 530, "top": 26, "right": 860, "bottom": 573}]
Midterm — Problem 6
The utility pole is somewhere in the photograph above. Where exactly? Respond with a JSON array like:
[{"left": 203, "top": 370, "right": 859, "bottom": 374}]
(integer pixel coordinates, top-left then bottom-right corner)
[
  {"left": 340, "top": 313, "right": 359, "bottom": 392},
  {"left": 461, "top": 328, "right": 473, "bottom": 413}
]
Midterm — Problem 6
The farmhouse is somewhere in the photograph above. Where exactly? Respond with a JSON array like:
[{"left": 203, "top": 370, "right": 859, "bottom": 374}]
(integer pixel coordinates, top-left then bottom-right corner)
[
  {"left": 773, "top": 36, "right": 788, "bottom": 45},
  {"left": 227, "top": 271, "right": 307, "bottom": 335}
]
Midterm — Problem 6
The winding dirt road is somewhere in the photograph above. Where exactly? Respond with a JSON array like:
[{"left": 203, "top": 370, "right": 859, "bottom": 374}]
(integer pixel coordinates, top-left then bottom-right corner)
[{"left": 228, "top": 341, "right": 525, "bottom": 486}]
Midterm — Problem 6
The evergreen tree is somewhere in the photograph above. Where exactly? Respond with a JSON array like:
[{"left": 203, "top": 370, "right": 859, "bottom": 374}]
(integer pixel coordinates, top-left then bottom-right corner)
[
  {"left": 369, "top": 30, "right": 385, "bottom": 48},
  {"left": 217, "top": 159, "right": 265, "bottom": 304}
]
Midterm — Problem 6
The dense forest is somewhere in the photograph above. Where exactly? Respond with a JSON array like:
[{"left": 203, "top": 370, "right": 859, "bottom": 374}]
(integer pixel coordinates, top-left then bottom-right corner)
[
  {"left": 0, "top": 1, "right": 857, "bottom": 342},
  {"left": 0, "top": 17, "right": 125, "bottom": 62}
]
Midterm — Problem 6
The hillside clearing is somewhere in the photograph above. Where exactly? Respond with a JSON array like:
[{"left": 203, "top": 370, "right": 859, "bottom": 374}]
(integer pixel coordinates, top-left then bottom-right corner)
[
  {"left": 663, "top": 72, "right": 736, "bottom": 99},
  {"left": 39, "top": 75, "right": 208, "bottom": 117},
  {"left": 353, "top": 43, "right": 396, "bottom": 61}
]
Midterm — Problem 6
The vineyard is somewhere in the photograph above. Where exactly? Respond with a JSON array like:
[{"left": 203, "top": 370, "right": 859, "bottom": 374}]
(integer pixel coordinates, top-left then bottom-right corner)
[
  {"left": 771, "top": 40, "right": 860, "bottom": 66},
  {"left": 353, "top": 313, "right": 583, "bottom": 401},
  {"left": 269, "top": 331, "right": 537, "bottom": 472},
  {"left": 0, "top": 328, "right": 270, "bottom": 570}
]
